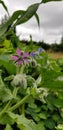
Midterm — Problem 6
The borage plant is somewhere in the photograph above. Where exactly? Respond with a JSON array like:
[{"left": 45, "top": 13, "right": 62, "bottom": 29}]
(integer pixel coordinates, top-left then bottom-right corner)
[
  {"left": 0, "top": 0, "right": 63, "bottom": 130},
  {"left": 0, "top": 47, "right": 63, "bottom": 130},
  {"left": 0, "top": 47, "right": 44, "bottom": 130}
]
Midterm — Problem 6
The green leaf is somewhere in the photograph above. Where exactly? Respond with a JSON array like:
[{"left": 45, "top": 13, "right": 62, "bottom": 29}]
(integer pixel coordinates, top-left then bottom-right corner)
[
  {"left": 8, "top": 10, "right": 25, "bottom": 26},
  {"left": 52, "top": 114, "right": 60, "bottom": 122},
  {"left": 15, "top": 3, "right": 40, "bottom": 26},
  {"left": 33, "top": 114, "right": 40, "bottom": 122},
  {"left": 0, "top": 0, "right": 9, "bottom": 14},
  {"left": 41, "top": 0, "right": 62, "bottom": 3},
  {"left": 0, "top": 10, "right": 25, "bottom": 37},
  {"left": 0, "top": 55, "right": 16, "bottom": 74},
  {"left": 36, "top": 75, "right": 42, "bottom": 86},
  {"left": 0, "top": 3, "right": 40, "bottom": 37},
  {"left": 55, "top": 124, "right": 63, "bottom": 130},
  {"left": 50, "top": 60, "right": 61, "bottom": 72},
  {"left": 37, "top": 122, "right": 45, "bottom": 130},
  {"left": 8, "top": 113, "right": 37, "bottom": 130},
  {"left": 42, "top": 69, "right": 63, "bottom": 89},
  {"left": 0, "top": 113, "right": 14, "bottom": 125},
  {"left": 4, "top": 124, "right": 13, "bottom": 130},
  {"left": 26, "top": 75, "right": 35, "bottom": 87},
  {"left": 0, "top": 23, "right": 8, "bottom": 37},
  {"left": 38, "top": 112, "right": 47, "bottom": 119},
  {"left": 45, "top": 119, "right": 55, "bottom": 129},
  {"left": 3, "top": 39, "right": 11, "bottom": 48},
  {"left": 4, "top": 75, "right": 14, "bottom": 82},
  {"left": 47, "top": 94, "right": 63, "bottom": 108},
  {"left": 28, "top": 103, "right": 37, "bottom": 109},
  {"left": 17, "top": 115, "right": 37, "bottom": 130},
  {"left": 35, "top": 13, "right": 40, "bottom": 27},
  {"left": 7, "top": 112, "right": 18, "bottom": 120},
  {"left": 0, "top": 87, "right": 13, "bottom": 102}
]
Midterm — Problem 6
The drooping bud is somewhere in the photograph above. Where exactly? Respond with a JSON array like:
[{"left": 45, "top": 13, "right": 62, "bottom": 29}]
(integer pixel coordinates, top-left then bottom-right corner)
[
  {"left": 11, "top": 74, "right": 27, "bottom": 89},
  {"left": 31, "top": 59, "right": 37, "bottom": 68}
]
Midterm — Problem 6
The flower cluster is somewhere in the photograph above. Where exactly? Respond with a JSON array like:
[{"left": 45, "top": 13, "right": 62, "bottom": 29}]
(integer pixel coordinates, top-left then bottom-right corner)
[{"left": 11, "top": 48, "right": 42, "bottom": 65}]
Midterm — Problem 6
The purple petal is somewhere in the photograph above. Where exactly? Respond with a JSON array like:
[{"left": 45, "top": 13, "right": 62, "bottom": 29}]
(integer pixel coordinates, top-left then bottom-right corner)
[
  {"left": 30, "top": 52, "right": 35, "bottom": 57},
  {"left": 38, "top": 48, "right": 42, "bottom": 52},
  {"left": 17, "top": 60, "right": 22, "bottom": 65},
  {"left": 16, "top": 48, "right": 21, "bottom": 56},
  {"left": 11, "top": 56, "right": 18, "bottom": 61},
  {"left": 23, "top": 52, "right": 29, "bottom": 58},
  {"left": 24, "top": 59, "right": 28, "bottom": 64}
]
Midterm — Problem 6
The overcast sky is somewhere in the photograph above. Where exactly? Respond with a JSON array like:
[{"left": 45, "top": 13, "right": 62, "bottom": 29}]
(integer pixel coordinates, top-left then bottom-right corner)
[{"left": 0, "top": 0, "right": 63, "bottom": 43}]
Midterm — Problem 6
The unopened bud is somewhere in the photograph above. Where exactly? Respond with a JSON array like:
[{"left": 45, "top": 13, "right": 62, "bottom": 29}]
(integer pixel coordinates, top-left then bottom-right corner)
[{"left": 11, "top": 74, "right": 27, "bottom": 89}]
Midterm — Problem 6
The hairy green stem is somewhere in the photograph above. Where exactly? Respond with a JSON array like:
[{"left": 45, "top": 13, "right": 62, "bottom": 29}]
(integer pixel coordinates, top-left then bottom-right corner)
[
  {"left": 0, "top": 101, "right": 11, "bottom": 117},
  {"left": 21, "top": 104, "right": 25, "bottom": 115},
  {"left": 17, "top": 66, "right": 20, "bottom": 74},
  {"left": 9, "top": 95, "right": 30, "bottom": 112}
]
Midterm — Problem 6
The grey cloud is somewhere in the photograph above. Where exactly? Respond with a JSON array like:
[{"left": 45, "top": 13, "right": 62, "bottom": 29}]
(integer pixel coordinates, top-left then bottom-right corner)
[
  {"left": 38, "top": 1, "right": 63, "bottom": 29},
  {"left": 8, "top": 0, "right": 41, "bottom": 13}
]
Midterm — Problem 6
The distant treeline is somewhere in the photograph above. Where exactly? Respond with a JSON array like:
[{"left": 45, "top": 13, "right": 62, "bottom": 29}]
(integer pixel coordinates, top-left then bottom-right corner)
[{"left": 20, "top": 36, "right": 63, "bottom": 52}]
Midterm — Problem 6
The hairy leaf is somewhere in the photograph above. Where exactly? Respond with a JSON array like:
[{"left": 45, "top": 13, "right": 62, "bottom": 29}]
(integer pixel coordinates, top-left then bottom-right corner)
[
  {"left": 8, "top": 113, "right": 37, "bottom": 130},
  {"left": 0, "top": 87, "right": 13, "bottom": 102},
  {"left": 0, "top": 55, "right": 16, "bottom": 74},
  {"left": 0, "top": 113, "right": 14, "bottom": 125},
  {"left": 4, "top": 124, "right": 13, "bottom": 130},
  {"left": 42, "top": 69, "right": 63, "bottom": 89}
]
